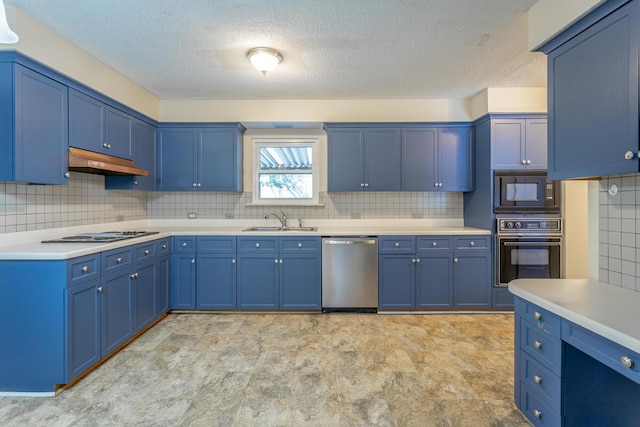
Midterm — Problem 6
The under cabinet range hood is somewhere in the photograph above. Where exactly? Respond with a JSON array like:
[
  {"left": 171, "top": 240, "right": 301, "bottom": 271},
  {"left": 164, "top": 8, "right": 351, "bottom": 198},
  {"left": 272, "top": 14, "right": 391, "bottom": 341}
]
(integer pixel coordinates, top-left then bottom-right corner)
[{"left": 68, "top": 147, "right": 148, "bottom": 176}]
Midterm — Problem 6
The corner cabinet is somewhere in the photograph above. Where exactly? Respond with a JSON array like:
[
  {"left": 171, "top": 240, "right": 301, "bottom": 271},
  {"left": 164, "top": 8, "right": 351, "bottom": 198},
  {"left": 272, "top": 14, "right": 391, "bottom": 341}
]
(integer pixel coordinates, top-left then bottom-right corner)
[
  {"left": 0, "top": 62, "right": 69, "bottom": 184},
  {"left": 542, "top": 0, "right": 640, "bottom": 179},
  {"left": 157, "top": 124, "right": 245, "bottom": 191}
]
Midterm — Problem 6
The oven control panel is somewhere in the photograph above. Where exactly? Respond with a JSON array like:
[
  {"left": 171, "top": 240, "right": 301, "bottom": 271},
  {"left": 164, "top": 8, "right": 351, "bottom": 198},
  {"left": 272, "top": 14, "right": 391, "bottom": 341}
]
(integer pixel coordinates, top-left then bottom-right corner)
[{"left": 498, "top": 218, "right": 562, "bottom": 233}]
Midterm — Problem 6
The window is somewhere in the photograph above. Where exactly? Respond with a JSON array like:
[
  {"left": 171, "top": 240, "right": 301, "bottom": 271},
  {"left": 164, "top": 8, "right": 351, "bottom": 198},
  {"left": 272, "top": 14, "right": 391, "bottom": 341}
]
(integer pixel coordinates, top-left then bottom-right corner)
[{"left": 252, "top": 139, "right": 319, "bottom": 205}]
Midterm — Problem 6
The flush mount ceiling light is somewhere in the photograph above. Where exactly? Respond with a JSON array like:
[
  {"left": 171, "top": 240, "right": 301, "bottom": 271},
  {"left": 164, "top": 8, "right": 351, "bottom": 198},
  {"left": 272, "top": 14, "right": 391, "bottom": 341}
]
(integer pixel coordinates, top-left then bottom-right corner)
[
  {"left": 0, "top": 0, "right": 18, "bottom": 44},
  {"left": 247, "top": 47, "right": 282, "bottom": 75}
]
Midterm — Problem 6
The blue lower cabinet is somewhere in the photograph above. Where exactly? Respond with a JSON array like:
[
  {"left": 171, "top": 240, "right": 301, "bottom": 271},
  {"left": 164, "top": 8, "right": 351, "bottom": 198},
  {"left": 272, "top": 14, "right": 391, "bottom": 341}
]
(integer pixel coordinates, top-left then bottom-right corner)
[
  {"left": 237, "top": 254, "right": 279, "bottom": 309},
  {"left": 133, "top": 260, "right": 157, "bottom": 333},
  {"left": 492, "top": 286, "right": 515, "bottom": 310},
  {"left": 416, "top": 254, "right": 453, "bottom": 309},
  {"left": 280, "top": 254, "right": 321, "bottom": 310},
  {"left": 197, "top": 254, "right": 237, "bottom": 309},
  {"left": 378, "top": 255, "right": 416, "bottom": 309},
  {"left": 453, "top": 253, "right": 491, "bottom": 308},
  {"left": 101, "top": 271, "right": 134, "bottom": 356},
  {"left": 157, "top": 254, "right": 171, "bottom": 315},
  {"left": 66, "top": 279, "right": 101, "bottom": 382},
  {"left": 171, "top": 253, "right": 196, "bottom": 309}
]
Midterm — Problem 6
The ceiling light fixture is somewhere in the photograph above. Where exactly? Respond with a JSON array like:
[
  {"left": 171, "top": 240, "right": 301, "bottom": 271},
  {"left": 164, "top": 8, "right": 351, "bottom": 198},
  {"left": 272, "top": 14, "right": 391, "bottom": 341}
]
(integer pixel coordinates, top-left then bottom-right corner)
[
  {"left": 247, "top": 47, "right": 282, "bottom": 76},
  {"left": 0, "top": 0, "right": 18, "bottom": 44}
]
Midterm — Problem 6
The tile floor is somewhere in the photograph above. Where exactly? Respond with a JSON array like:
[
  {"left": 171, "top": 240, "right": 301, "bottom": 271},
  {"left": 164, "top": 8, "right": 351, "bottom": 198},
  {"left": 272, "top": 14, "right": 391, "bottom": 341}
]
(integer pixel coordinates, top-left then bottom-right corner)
[{"left": 0, "top": 313, "right": 531, "bottom": 427}]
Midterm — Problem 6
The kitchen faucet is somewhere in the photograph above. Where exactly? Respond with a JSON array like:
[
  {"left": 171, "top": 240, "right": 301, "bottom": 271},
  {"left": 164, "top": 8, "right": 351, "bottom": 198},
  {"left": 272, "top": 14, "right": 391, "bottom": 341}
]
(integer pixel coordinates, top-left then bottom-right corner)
[{"left": 265, "top": 211, "right": 287, "bottom": 228}]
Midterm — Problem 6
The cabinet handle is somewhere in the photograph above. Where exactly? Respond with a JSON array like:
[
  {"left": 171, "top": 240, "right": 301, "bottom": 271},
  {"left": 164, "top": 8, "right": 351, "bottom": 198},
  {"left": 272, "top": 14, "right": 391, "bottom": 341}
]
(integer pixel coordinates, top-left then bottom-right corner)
[
  {"left": 298, "top": 243, "right": 303, "bottom": 248},
  {"left": 116, "top": 257, "right": 123, "bottom": 264},
  {"left": 64, "top": 172, "right": 70, "bottom": 178},
  {"left": 232, "top": 259, "right": 236, "bottom": 264},
  {"left": 533, "top": 311, "right": 542, "bottom": 320},
  {"left": 97, "top": 286, "right": 103, "bottom": 293},
  {"left": 470, "top": 241, "right": 475, "bottom": 247},
  {"left": 144, "top": 249, "right": 150, "bottom": 255},
  {"left": 81, "top": 266, "right": 89, "bottom": 272},
  {"left": 432, "top": 242, "right": 437, "bottom": 247},
  {"left": 182, "top": 242, "right": 188, "bottom": 247},
  {"left": 453, "top": 258, "right": 459, "bottom": 263},
  {"left": 621, "top": 356, "right": 634, "bottom": 368},
  {"left": 533, "top": 409, "right": 542, "bottom": 419},
  {"left": 533, "top": 340, "right": 542, "bottom": 350},
  {"left": 533, "top": 375, "right": 542, "bottom": 384},
  {"left": 624, "top": 150, "right": 635, "bottom": 160},
  {"left": 256, "top": 243, "right": 260, "bottom": 248}
]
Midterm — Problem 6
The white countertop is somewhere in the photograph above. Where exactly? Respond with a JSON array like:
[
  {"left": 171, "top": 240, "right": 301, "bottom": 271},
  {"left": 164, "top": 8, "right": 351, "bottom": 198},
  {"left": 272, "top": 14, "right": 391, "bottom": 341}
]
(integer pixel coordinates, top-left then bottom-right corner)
[
  {"left": 0, "top": 219, "right": 490, "bottom": 260},
  {"left": 509, "top": 279, "right": 640, "bottom": 355}
]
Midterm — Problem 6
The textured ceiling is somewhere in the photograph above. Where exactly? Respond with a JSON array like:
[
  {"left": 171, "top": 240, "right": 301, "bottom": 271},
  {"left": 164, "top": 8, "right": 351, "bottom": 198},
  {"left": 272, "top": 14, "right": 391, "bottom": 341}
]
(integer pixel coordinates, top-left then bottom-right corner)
[{"left": 5, "top": 0, "right": 546, "bottom": 100}]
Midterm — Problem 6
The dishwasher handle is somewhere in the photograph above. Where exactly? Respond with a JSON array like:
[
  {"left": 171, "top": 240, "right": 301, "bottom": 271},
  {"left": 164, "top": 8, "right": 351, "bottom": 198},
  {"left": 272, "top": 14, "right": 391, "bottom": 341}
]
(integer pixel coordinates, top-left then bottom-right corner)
[{"left": 324, "top": 239, "right": 377, "bottom": 245}]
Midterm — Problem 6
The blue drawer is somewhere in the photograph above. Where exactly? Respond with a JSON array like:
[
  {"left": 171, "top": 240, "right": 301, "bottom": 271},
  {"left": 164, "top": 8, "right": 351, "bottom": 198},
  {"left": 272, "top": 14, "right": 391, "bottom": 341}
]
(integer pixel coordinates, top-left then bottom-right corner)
[
  {"left": 280, "top": 237, "right": 320, "bottom": 252},
  {"left": 378, "top": 236, "right": 415, "bottom": 254},
  {"left": 67, "top": 254, "right": 100, "bottom": 287},
  {"left": 102, "top": 247, "right": 133, "bottom": 276},
  {"left": 454, "top": 236, "right": 490, "bottom": 251},
  {"left": 134, "top": 241, "right": 157, "bottom": 262},
  {"left": 520, "top": 350, "right": 561, "bottom": 412},
  {"left": 174, "top": 236, "right": 196, "bottom": 253},
  {"left": 237, "top": 237, "right": 278, "bottom": 253},
  {"left": 521, "top": 319, "right": 563, "bottom": 375},
  {"left": 517, "top": 298, "right": 561, "bottom": 339},
  {"left": 197, "top": 236, "right": 236, "bottom": 253},
  {"left": 416, "top": 236, "right": 451, "bottom": 251},
  {"left": 157, "top": 238, "right": 170, "bottom": 255},
  {"left": 520, "top": 381, "right": 563, "bottom": 427}
]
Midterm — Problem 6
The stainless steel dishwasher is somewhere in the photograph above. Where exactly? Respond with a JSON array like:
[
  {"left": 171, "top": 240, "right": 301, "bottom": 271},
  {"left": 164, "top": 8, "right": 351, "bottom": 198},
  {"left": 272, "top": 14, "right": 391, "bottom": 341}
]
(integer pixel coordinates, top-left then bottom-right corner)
[{"left": 322, "top": 237, "right": 378, "bottom": 312}]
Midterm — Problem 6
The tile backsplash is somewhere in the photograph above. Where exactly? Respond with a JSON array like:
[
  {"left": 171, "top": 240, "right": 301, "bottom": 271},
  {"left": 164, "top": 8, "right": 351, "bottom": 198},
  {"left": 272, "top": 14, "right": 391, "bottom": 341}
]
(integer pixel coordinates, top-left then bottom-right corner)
[
  {"left": 598, "top": 174, "right": 640, "bottom": 291},
  {"left": 0, "top": 173, "right": 463, "bottom": 235}
]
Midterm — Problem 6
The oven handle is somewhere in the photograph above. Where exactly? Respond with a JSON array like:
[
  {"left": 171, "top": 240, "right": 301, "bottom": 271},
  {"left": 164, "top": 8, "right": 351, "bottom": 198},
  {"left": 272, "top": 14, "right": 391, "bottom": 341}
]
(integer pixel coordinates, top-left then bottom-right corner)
[{"left": 502, "top": 241, "right": 561, "bottom": 247}]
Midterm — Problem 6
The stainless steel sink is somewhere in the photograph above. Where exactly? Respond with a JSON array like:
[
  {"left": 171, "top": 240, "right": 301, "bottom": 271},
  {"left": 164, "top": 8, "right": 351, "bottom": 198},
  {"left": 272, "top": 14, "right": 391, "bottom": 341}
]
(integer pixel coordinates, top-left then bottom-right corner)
[{"left": 242, "top": 226, "right": 317, "bottom": 232}]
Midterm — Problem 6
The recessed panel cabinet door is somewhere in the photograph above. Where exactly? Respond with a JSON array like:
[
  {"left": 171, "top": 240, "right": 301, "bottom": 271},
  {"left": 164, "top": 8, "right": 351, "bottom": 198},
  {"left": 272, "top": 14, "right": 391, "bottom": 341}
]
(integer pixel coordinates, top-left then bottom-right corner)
[
  {"left": 133, "top": 261, "right": 157, "bottom": 333},
  {"left": 170, "top": 254, "right": 196, "bottom": 309},
  {"left": 101, "top": 272, "right": 134, "bottom": 356},
  {"left": 402, "top": 128, "right": 437, "bottom": 191},
  {"left": 280, "top": 255, "right": 321, "bottom": 310},
  {"left": 453, "top": 254, "right": 491, "bottom": 309},
  {"left": 105, "top": 106, "right": 132, "bottom": 159},
  {"left": 69, "top": 88, "right": 105, "bottom": 154},
  {"left": 416, "top": 254, "right": 453, "bottom": 309},
  {"left": 438, "top": 127, "right": 472, "bottom": 191},
  {"left": 237, "top": 255, "right": 278, "bottom": 309},
  {"left": 198, "top": 129, "right": 242, "bottom": 191},
  {"left": 158, "top": 128, "right": 197, "bottom": 190},
  {"left": 378, "top": 255, "right": 415, "bottom": 309},
  {"left": 364, "top": 128, "right": 401, "bottom": 191},
  {"left": 327, "top": 128, "right": 364, "bottom": 191},
  {"left": 197, "top": 254, "right": 236, "bottom": 309},
  {"left": 66, "top": 279, "right": 100, "bottom": 382}
]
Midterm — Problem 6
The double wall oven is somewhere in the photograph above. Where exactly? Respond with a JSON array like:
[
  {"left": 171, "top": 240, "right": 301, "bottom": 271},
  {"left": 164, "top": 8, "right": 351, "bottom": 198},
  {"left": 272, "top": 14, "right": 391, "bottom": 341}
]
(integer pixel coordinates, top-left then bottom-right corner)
[{"left": 493, "top": 170, "right": 562, "bottom": 287}]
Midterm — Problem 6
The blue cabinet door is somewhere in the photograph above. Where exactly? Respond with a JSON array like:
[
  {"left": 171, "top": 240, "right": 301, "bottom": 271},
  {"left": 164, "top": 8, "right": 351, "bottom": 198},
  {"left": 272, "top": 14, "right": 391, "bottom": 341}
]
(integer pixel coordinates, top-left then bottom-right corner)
[
  {"left": 491, "top": 119, "right": 525, "bottom": 170},
  {"left": 158, "top": 128, "right": 197, "bottom": 190},
  {"left": 65, "top": 279, "right": 100, "bottom": 382},
  {"left": 133, "top": 260, "right": 157, "bottom": 333},
  {"left": 401, "top": 128, "right": 437, "bottom": 191},
  {"left": 327, "top": 128, "right": 364, "bottom": 191},
  {"left": 416, "top": 254, "right": 453, "bottom": 309},
  {"left": 453, "top": 253, "right": 491, "bottom": 309},
  {"left": 438, "top": 127, "right": 473, "bottom": 191},
  {"left": 9, "top": 65, "right": 68, "bottom": 184},
  {"left": 364, "top": 128, "right": 402, "bottom": 191},
  {"left": 280, "top": 254, "right": 321, "bottom": 310},
  {"left": 198, "top": 128, "right": 242, "bottom": 191},
  {"left": 378, "top": 255, "right": 415, "bottom": 309},
  {"left": 157, "top": 254, "right": 170, "bottom": 315},
  {"left": 101, "top": 271, "right": 134, "bottom": 356},
  {"left": 105, "top": 119, "right": 157, "bottom": 190},
  {"left": 196, "top": 254, "right": 237, "bottom": 309},
  {"left": 524, "top": 119, "right": 547, "bottom": 170},
  {"left": 237, "top": 255, "right": 279, "bottom": 309},
  {"left": 69, "top": 88, "right": 105, "bottom": 154},
  {"left": 170, "top": 254, "right": 196, "bottom": 309},
  {"left": 547, "top": 1, "right": 639, "bottom": 179},
  {"left": 105, "top": 106, "right": 132, "bottom": 159}
]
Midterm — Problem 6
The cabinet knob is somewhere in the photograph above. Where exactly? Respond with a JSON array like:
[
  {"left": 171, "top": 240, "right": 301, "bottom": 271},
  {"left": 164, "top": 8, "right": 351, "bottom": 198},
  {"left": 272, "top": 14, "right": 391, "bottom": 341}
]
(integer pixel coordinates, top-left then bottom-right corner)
[
  {"left": 521, "top": 159, "right": 527, "bottom": 165},
  {"left": 192, "top": 183, "right": 197, "bottom": 187},
  {"left": 533, "top": 409, "right": 542, "bottom": 419},
  {"left": 232, "top": 259, "right": 236, "bottom": 264},
  {"left": 621, "top": 356, "right": 634, "bottom": 368},
  {"left": 416, "top": 258, "right": 421, "bottom": 263},
  {"left": 97, "top": 286, "right": 103, "bottom": 293},
  {"left": 364, "top": 183, "right": 369, "bottom": 187},
  {"left": 130, "top": 272, "right": 138, "bottom": 279},
  {"left": 298, "top": 243, "right": 303, "bottom": 248},
  {"left": 360, "top": 183, "right": 365, "bottom": 187},
  {"left": 470, "top": 241, "right": 475, "bottom": 247},
  {"left": 274, "top": 259, "right": 278, "bottom": 264},
  {"left": 395, "top": 242, "right": 400, "bottom": 247},
  {"left": 134, "top": 180, "right": 138, "bottom": 185},
  {"left": 279, "top": 259, "right": 284, "bottom": 264},
  {"left": 256, "top": 243, "right": 260, "bottom": 248},
  {"left": 526, "top": 159, "right": 532, "bottom": 165},
  {"left": 533, "top": 375, "right": 542, "bottom": 384},
  {"left": 64, "top": 172, "right": 70, "bottom": 178},
  {"left": 162, "top": 245, "right": 167, "bottom": 249},
  {"left": 191, "top": 259, "right": 195, "bottom": 264},
  {"left": 624, "top": 150, "right": 635, "bottom": 160},
  {"left": 182, "top": 242, "right": 188, "bottom": 247},
  {"left": 453, "top": 258, "right": 459, "bottom": 263},
  {"left": 144, "top": 249, "right": 150, "bottom": 255},
  {"left": 197, "top": 183, "right": 202, "bottom": 187},
  {"left": 439, "top": 182, "right": 443, "bottom": 187},
  {"left": 81, "top": 266, "right": 89, "bottom": 272},
  {"left": 533, "top": 311, "right": 542, "bottom": 320},
  {"left": 411, "top": 258, "right": 416, "bottom": 263},
  {"left": 116, "top": 257, "right": 123, "bottom": 264},
  {"left": 432, "top": 242, "right": 437, "bottom": 247},
  {"left": 102, "top": 143, "right": 108, "bottom": 148},
  {"left": 533, "top": 340, "right": 542, "bottom": 350}
]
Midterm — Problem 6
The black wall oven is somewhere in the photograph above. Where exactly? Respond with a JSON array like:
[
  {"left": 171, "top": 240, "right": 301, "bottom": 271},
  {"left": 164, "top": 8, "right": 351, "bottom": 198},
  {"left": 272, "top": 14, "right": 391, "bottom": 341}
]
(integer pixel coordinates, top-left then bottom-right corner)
[
  {"left": 494, "top": 170, "right": 560, "bottom": 213},
  {"left": 496, "top": 218, "right": 562, "bottom": 287}
]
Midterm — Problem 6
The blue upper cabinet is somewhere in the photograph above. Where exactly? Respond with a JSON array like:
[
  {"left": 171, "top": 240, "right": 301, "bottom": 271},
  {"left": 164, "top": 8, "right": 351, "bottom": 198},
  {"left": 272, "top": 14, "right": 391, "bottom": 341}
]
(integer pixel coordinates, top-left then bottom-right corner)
[
  {"left": 157, "top": 124, "right": 244, "bottom": 191},
  {"left": 105, "top": 119, "right": 157, "bottom": 190},
  {"left": 69, "top": 88, "right": 133, "bottom": 160},
  {"left": 0, "top": 63, "right": 68, "bottom": 184},
  {"left": 491, "top": 118, "right": 547, "bottom": 170},
  {"left": 327, "top": 126, "right": 401, "bottom": 191},
  {"left": 402, "top": 126, "right": 473, "bottom": 191},
  {"left": 542, "top": 0, "right": 639, "bottom": 179}
]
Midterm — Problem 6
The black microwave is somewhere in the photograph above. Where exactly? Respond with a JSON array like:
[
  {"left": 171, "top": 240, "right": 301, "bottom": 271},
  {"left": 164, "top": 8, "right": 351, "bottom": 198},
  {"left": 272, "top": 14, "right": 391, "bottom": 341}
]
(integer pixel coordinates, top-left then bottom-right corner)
[{"left": 494, "top": 171, "right": 560, "bottom": 213}]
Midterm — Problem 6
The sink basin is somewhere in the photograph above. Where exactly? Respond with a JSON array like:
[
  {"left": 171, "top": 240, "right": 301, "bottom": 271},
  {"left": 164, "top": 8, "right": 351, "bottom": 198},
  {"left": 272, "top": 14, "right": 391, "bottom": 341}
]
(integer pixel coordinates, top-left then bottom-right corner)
[{"left": 242, "top": 226, "right": 318, "bottom": 232}]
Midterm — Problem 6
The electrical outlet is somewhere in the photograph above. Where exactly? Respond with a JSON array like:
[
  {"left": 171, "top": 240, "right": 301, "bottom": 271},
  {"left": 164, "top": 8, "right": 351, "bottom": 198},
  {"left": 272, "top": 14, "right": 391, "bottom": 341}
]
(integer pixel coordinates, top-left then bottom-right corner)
[
  {"left": 351, "top": 213, "right": 362, "bottom": 219},
  {"left": 187, "top": 213, "right": 197, "bottom": 219},
  {"left": 411, "top": 213, "right": 424, "bottom": 218},
  {"left": 116, "top": 215, "right": 125, "bottom": 222},
  {"left": 224, "top": 213, "right": 234, "bottom": 219}
]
